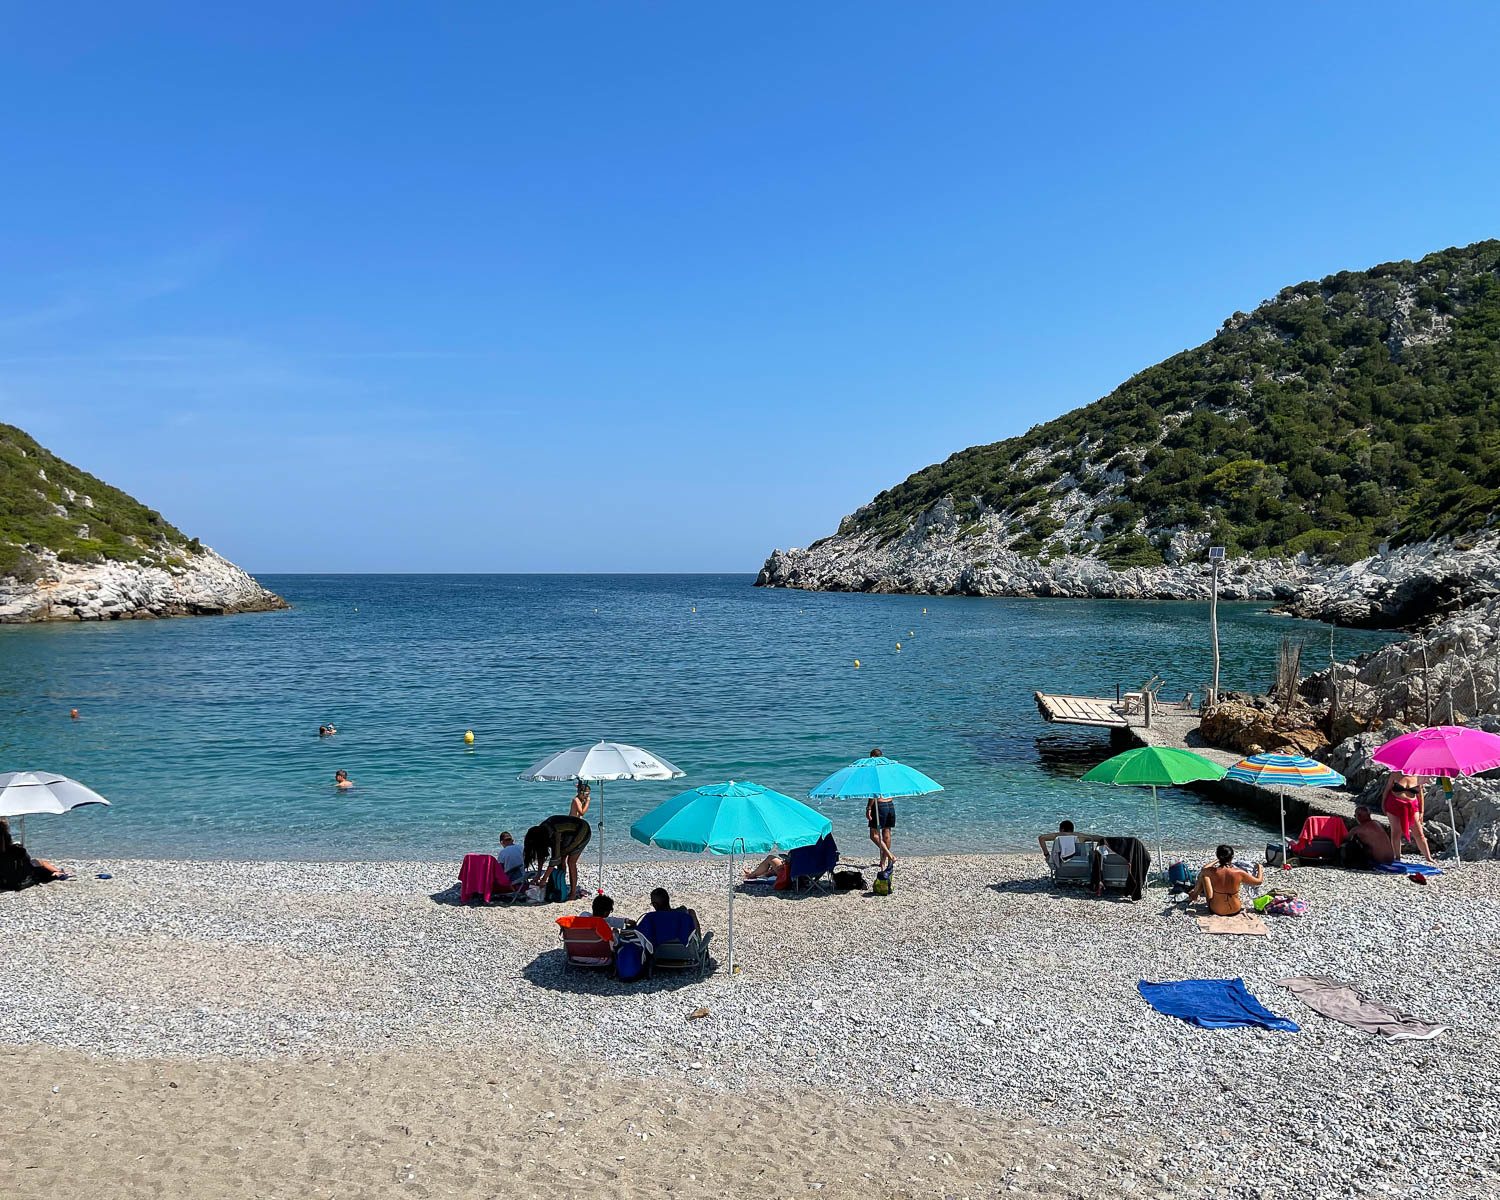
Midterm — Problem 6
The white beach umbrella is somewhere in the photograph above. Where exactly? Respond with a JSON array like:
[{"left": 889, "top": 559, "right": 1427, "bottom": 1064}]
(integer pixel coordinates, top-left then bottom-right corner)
[
  {"left": 0, "top": 771, "right": 111, "bottom": 842},
  {"left": 518, "top": 741, "right": 684, "bottom": 893}
]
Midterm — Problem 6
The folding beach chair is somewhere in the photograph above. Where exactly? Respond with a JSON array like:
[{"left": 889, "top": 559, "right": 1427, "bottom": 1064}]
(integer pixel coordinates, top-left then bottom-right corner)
[
  {"left": 1047, "top": 836, "right": 1092, "bottom": 888},
  {"left": 458, "top": 853, "right": 504, "bottom": 904},
  {"left": 787, "top": 834, "right": 839, "bottom": 896},
  {"left": 556, "top": 918, "right": 615, "bottom": 971},
  {"left": 1289, "top": 815, "right": 1348, "bottom": 864},
  {"left": 639, "top": 909, "right": 712, "bottom": 979}
]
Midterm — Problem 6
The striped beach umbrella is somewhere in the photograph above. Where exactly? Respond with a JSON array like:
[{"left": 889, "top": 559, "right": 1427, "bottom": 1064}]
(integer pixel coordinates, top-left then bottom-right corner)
[{"left": 1224, "top": 753, "right": 1345, "bottom": 868}]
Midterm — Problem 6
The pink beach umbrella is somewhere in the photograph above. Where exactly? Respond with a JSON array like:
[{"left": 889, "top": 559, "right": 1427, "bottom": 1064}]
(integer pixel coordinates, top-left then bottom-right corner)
[{"left": 1372, "top": 726, "right": 1500, "bottom": 860}]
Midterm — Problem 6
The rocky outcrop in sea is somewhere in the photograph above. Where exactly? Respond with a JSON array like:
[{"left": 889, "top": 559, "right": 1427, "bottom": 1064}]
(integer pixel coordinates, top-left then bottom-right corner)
[
  {"left": 0, "top": 547, "right": 287, "bottom": 623},
  {"left": 758, "top": 500, "right": 1500, "bottom": 630}
]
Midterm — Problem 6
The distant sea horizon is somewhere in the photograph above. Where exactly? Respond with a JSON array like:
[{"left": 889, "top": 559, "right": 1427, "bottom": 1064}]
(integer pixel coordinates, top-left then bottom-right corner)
[{"left": 2, "top": 573, "right": 1401, "bottom": 865}]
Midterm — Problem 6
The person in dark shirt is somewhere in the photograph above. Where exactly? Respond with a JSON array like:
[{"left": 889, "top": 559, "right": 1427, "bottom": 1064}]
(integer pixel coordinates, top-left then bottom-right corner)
[{"left": 0, "top": 819, "right": 62, "bottom": 892}]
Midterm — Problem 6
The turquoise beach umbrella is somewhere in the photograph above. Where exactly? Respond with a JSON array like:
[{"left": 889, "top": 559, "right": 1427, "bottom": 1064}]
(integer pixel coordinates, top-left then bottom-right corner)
[
  {"left": 809, "top": 755, "right": 943, "bottom": 800},
  {"left": 631, "top": 780, "right": 832, "bottom": 973}
]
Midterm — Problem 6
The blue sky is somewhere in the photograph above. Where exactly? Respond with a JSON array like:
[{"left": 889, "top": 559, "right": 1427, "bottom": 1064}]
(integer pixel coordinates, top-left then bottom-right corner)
[{"left": 2, "top": 4, "right": 1498, "bottom": 572}]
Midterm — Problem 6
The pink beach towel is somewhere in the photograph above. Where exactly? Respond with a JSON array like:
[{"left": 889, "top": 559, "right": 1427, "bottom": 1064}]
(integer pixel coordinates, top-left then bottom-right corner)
[{"left": 459, "top": 853, "right": 506, "bottom": 904}]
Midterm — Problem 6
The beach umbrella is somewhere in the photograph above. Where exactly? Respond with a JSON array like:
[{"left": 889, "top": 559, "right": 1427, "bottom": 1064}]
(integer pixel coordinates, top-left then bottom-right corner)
[
  {"left": 1372, "top": 725, "right": 1500, "bottom": 859},
  {"left": 0, "top": 771, "right": 111, "bottom": 844},
  {"left": 630, "top": 780, "right": 831, "bottom": 973},
  {"left": 1081, "top": 746, "right": 1227, "bottom": 873},
  {"left": 809, "top": 754, "right": 944, "bottom": 801},
  {"left": 519, "top": 741, "right": 683, "bottom": 894},
  {"left": 1224, "top": 753, "right": 1345, "bottom": 868}
]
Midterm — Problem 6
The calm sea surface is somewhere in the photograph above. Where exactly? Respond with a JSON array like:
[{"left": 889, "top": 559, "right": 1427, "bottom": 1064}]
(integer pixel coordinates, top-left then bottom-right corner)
[{"left": 0, "top": 575, "right": 1400, "bottom": 864}]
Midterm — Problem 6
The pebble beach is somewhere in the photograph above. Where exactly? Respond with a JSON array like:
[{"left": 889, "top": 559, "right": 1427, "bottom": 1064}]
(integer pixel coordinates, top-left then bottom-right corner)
[{"left": 4, "top": 852, "right": 1497, "bottom": 1199}]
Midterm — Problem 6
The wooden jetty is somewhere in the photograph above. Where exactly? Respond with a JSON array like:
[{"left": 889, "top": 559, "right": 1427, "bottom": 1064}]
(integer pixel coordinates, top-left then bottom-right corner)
[{"left": 1034, "top": 682, "right": 1157, "bottom": 729}]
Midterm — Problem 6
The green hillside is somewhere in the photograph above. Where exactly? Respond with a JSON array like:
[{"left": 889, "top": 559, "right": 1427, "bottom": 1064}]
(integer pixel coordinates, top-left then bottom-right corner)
[
  {"left": 0, "top": 424, "right": 198, "bottom": 576},
  {"left": 850, "top": 240, "right": 1500, "bottom": 566}
]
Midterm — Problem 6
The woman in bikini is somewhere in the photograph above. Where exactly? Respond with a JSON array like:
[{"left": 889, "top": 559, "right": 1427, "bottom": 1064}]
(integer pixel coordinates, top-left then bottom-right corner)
[
  {"left": 1186, "top": 844, "right": 1264, "bottom": 916},
  {"left": 1381, "top": 772, "right": 1434, "bottom": 862},
  {"left": 524, "top": 813, "right": 593, "bottom": 899}
]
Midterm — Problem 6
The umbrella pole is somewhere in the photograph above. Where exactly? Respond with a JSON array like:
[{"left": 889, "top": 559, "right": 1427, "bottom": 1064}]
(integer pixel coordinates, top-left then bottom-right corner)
[
  {"left": 597, "top": 780, "right": 606, "bottom": 895},
  {"left": 1447, "top": 787, "right": 1460, "bottom": 865},
  {"left": 1280, "top": 788, "right": 1288, "bottom": 870},
  {"left": 727, "top": 852, "right": 736, "bottom": 975},
  {"left": 1153, "top": 785, "right": 1162, "bottom": 881}
]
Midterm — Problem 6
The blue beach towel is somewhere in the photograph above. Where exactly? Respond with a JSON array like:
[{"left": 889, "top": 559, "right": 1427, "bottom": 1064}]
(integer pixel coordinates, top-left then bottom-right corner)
[
  {"left": 1138, "top": 978, "right": 1300, "bottom": 1032},
  {"left": 1371, "top": 861, "right": 1443, "bottom": 876}
]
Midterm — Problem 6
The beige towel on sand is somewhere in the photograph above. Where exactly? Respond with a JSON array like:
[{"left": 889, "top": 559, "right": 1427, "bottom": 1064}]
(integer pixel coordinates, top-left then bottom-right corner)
[{"left": 1194, "top": 912, "right": 1269, "bottom": 937}]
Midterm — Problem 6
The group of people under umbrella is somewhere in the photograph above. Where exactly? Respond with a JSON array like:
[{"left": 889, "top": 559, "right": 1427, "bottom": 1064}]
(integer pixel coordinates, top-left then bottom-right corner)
[
  {"left": 1081, "top": 723, "right": 1499, "bottom": 884},
  {"left": 517, "top": 740, "right": 941, "bottom": 972}
]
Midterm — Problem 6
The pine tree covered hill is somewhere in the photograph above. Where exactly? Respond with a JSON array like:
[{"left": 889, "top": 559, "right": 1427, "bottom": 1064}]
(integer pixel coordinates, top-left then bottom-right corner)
[
  {"left": 0, "top": 423, "right": 198, "bottom": 577},
  {"left": 845, "top": 240, "right": 1500, "bottom": 568}
]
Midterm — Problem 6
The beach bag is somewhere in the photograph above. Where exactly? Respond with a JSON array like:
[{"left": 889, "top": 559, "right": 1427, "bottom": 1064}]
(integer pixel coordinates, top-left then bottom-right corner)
[
  {"left": 833, "top": 869, "right": 866, "bottom": 891},
  {"left": 1297, "top": 836, "right": 1341, "bottom": 864},
  {"left": 1267, "top": 893, "right": 1308, "bottom": 917},
  {"left": 1265, "top": 842, "right": 1287, "bottom": 867},
  {"left": 615, "top": 941, "right": 646, "bottom": 982},
  {"left": 1167, "top": 861, "right": 1194, "bottom": 887},
  {"left": 872, "top": 866, "right": 893, "bottom": 896},
  {"left": 545, "top": 867, "right": 568, "bottom": 904}
]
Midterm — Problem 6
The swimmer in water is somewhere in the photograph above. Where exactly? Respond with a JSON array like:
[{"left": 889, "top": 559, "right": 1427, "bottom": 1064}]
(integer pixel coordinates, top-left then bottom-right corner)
[
  {"left": 334, "top": 769, "right": 354, "bottom": 790},
  {"left": 319, "top": 724, "right": 337, "bottom": 737}
]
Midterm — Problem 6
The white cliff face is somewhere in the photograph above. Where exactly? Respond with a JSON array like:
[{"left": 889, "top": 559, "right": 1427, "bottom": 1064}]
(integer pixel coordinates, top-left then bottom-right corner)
[
  {"left": 0, "top": 546, "right": 287, "bottom": 623},
  {"left": 758, "top": 512, "right": 1500, "bottom": 630}
]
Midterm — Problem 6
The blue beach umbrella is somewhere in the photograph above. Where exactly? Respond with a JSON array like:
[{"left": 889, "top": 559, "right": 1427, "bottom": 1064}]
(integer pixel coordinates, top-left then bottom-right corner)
[
  {"left": 809, "top": 755, "right": 944, "bottom": 801},
  {"left": 631, "top": 781, "right": 831, "bottom": 973},
  {"left": 1224, "top": 753, "right": 1346, "bottom": 867}
]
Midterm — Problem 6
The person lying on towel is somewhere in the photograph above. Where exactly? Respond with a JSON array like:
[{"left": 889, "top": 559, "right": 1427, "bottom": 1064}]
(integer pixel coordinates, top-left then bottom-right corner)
[{"left": 1186, "top": 844, "right": 1264, "bottom": 916}]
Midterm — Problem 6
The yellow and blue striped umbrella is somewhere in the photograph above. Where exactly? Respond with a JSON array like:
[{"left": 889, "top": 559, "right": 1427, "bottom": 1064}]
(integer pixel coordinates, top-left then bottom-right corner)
[{"left": 1225, "top": 753, "right": 1345, "bottom": 865}]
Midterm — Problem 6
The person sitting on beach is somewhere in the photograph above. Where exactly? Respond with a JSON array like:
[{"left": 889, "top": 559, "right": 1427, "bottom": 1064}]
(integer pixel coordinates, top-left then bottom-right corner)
[
  {"left": 742, "top": 853, "right": 786, "bottom": 881},
  {"left": 523, "top": 813, "right": 592, "bottom": 900},
  {"left": 497, "top": 830, "right": 524, "bottom": 878},
  {"left": 1381, "top": 772, "right": 1434, "bottom": 863},
  {"left": 1345, "top": 805, "right": 1397, "bottom": 867},
  {"left": 1186, "top": 844, "right": 1264, "bottom": 916},
  {"left": 0, "top": 819, "right": 64, "bottom": 892},
  {"left": 1038, "top": 820, "right": 1091, "bottom": 866},
  {"left": 638, "top": 887, "right": 701, "bottom": 945},
  {"left": 570, "top": 781, "right": 591, "bottom": 818},
  {"left": 581, "top": 892, "right": 629, "bottom": 931},
  {"left": 334, "top": 769, "right": 354, "bottom": 790}
]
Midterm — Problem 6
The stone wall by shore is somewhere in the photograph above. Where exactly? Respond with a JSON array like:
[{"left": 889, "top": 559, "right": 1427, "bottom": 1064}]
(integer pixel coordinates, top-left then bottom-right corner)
[
  {"left": 0, "top": 547, "right": 287, "bottom": 623},
  {"left": 758, "top": 501, "right": 1499, "bottom": 630}
]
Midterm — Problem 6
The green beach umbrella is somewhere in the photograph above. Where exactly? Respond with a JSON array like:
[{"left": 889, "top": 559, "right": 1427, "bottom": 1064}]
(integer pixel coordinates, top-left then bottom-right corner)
[{"left": 1082, "top": 746, "right": 1227, "bottom": 876}]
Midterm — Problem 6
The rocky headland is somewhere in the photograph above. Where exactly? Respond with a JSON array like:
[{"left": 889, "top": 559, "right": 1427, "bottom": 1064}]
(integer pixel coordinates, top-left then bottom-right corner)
[
  {"left": 0, "top": 545, "right": 287, "bottom": 623},
  {"left": 759, "top": 507, "right": 1500, "bottom": 630},
  {"left": 0, "top": 422, "right": 286, "bottom": 623}
]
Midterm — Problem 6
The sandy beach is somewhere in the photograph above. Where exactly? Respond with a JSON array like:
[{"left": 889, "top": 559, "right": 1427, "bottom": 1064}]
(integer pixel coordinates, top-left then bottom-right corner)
[{"left": 4, "top": 852, "right": 1498, "bottom": 1199}]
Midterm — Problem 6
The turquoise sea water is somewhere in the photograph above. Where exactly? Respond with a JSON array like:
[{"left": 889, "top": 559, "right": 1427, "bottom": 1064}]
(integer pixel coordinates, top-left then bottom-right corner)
[{"left": 0, "top": 575, "right": 1400, "bottom": 863}]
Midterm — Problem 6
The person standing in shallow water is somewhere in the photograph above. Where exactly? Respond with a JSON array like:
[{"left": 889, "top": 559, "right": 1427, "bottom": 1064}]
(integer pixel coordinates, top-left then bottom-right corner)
[
  {"left": 334, "top": 769, "right": 354, "bottom": 790},
  {"left": 865, "top": 746, "right": 896, "bottom": 873}
]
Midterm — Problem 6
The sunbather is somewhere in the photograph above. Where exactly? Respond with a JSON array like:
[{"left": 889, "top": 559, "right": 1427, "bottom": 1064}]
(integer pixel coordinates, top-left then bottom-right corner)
[
  {"left": 742, "top": 853, "right": 786, "bottom": 880},
  {"left": 524, "top": 814, "right": 593, "bottom": 899},
  {"left": 0, "top": 819, "right": 63, "bottom": 892},
  {"left": 1345, "top": 805, "right": 1396, "bottom": 866},
  {"left": 1381, "top": 773, "right": 1434, "bottom": 863},
  {"left": 1186, "top": 844, "right": 1264, "bottom": 916}
]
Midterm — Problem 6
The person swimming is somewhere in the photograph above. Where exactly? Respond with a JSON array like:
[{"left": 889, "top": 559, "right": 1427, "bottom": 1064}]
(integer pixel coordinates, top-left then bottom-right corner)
[
  {"left": 334, "top": 769, "right": 354, "bottom": 789},
  {"left": 319, "top": 724, "right": 337, "bottom": 737}
]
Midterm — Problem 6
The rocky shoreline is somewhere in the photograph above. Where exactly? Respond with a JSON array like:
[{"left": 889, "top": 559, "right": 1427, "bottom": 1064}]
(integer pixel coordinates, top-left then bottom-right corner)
[
  {"left": 0, "top": 547, "right": 287, "bottom": 623},
  {"left": 758, "top": 500, "right": 1500, "bottom": 629}
]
